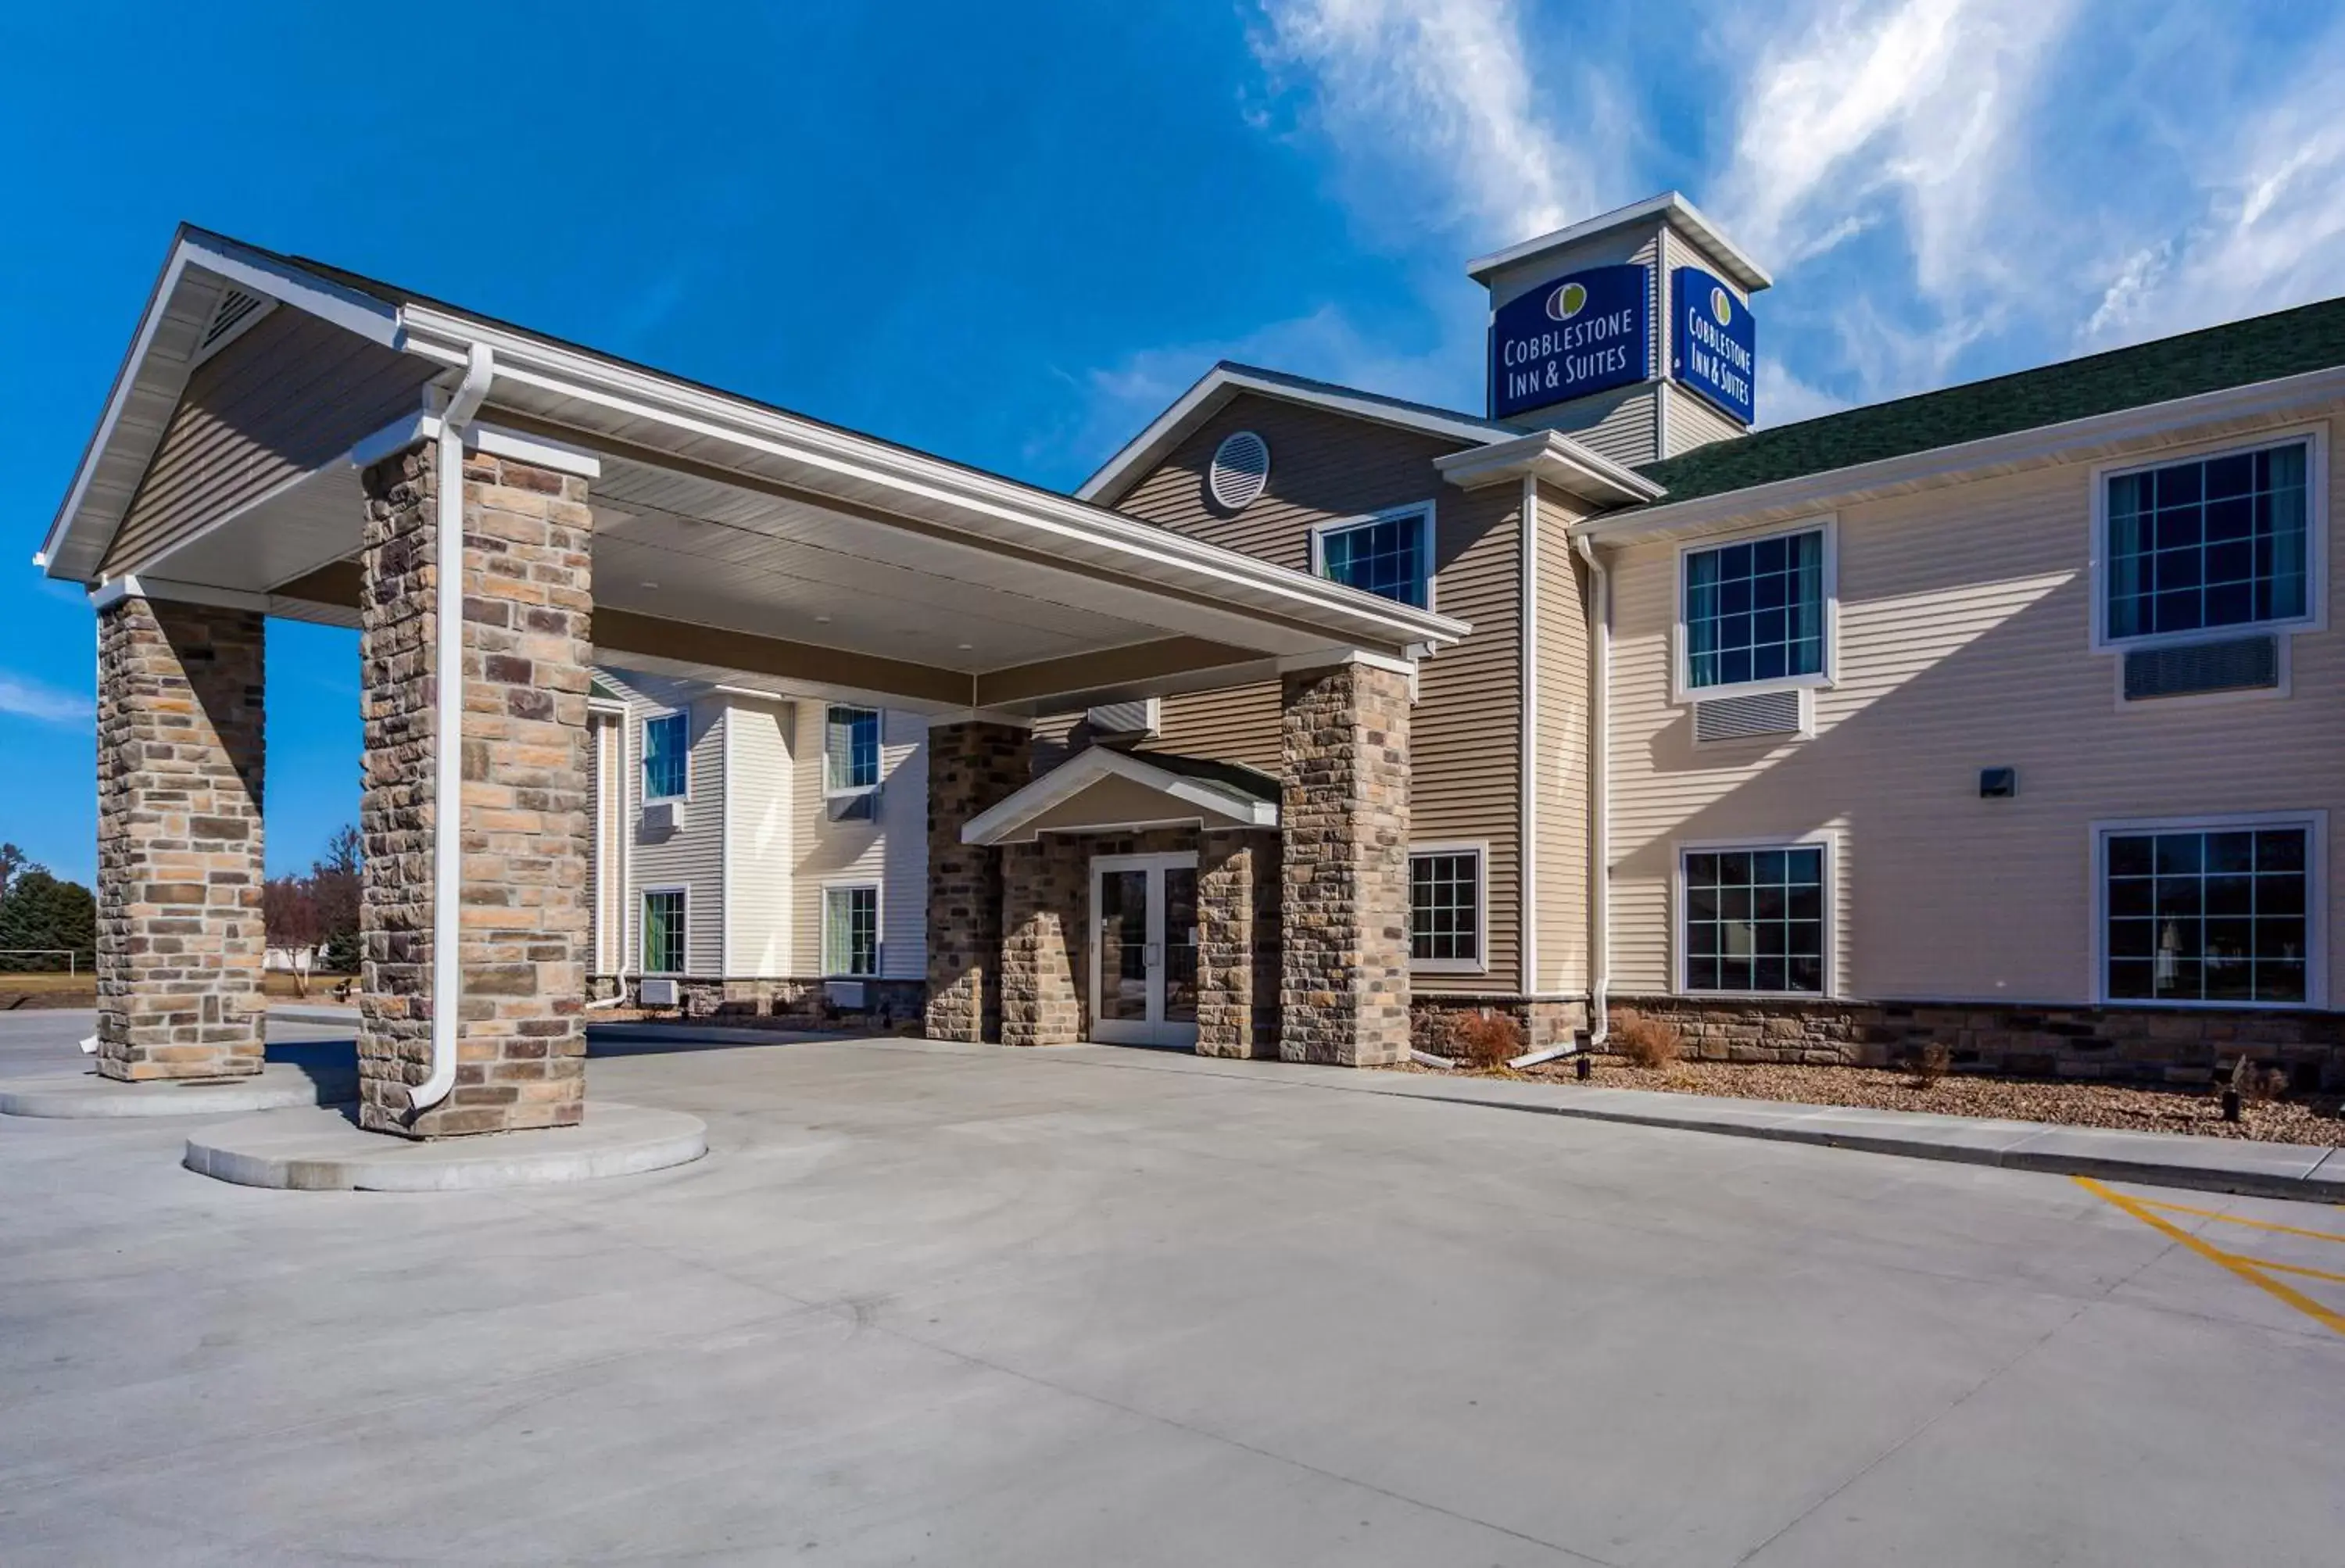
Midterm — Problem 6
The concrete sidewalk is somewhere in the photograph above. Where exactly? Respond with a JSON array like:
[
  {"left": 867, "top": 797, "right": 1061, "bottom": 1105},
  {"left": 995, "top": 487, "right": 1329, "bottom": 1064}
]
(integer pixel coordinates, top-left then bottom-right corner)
[{"left": 1036, "top": 1047, "right": 2345, "bottom": 1203}]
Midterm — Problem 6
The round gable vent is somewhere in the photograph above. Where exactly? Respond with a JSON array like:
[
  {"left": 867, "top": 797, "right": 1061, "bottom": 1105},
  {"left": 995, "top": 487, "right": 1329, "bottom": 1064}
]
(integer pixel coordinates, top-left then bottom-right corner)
[{"left": 1208, "top": 430, "right": 1270, "bottom": 511}]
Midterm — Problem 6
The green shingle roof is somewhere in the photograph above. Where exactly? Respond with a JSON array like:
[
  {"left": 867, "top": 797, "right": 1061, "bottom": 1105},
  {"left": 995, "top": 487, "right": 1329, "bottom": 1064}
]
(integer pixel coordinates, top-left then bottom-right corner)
[{"left": 1636, "top": 295, "right": 2345, "bottom": 505}]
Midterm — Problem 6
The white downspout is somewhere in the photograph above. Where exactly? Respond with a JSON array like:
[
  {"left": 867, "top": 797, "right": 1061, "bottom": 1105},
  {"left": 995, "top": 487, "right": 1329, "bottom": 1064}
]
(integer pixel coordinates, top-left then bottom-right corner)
[
  {"left": 1574, "top": 532, "right": 1611, "bottom": 1047},
  {"left": 413, "top": 344, "right": 494, "bottom": 1112}
]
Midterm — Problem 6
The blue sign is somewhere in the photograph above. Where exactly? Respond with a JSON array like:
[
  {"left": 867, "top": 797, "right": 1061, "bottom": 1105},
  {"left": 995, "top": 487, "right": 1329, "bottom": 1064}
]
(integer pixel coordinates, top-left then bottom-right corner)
[
  {"left": 1489, "top": 263, "right": 1650, "bottom": 418},
  {"left": 1670, "top": 266, "right": 1756, "bottom": 425}
]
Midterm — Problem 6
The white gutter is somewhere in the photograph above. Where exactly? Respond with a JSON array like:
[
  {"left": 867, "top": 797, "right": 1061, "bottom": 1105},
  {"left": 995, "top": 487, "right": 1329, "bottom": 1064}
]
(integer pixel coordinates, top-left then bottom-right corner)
[
  {"left": 1573, "top": 532, "right": 1611, "bottom": 1047},
  {"left": 413, "top": 343, "right": 494, "bottom": 1113}
]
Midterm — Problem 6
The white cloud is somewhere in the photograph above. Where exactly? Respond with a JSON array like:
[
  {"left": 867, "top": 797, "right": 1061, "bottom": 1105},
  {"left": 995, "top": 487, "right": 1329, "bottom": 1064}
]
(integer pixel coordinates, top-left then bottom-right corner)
[
  {"left": 1754, "top": 362, "right": 1850, "bottom": 428},
  {"left": 1249, "top": 0, "right": 1603, "bottom": 246},
  {"left": 0, "top": 672, "right": 93, "bottom": 726},
  {"left": 1720, "top": 0, "right": 2081, "bottom": 308}
]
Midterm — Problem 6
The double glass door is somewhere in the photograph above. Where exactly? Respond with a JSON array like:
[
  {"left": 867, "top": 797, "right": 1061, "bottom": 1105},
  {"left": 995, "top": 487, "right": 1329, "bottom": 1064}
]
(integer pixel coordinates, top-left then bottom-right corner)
[{"left": 1090, "top": 853, "right": 1199, "bottom": 1049}]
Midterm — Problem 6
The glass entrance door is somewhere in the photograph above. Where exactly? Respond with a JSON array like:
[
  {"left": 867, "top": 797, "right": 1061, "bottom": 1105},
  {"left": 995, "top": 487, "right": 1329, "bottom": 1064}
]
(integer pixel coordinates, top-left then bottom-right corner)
[{"left": 1090, "top": 853, "right": 1201, "bottom": 1049}]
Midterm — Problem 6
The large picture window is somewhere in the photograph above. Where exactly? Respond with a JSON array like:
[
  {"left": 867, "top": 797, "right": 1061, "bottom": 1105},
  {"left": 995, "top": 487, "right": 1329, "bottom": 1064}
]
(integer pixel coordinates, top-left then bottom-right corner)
[
  {"left": 825, "top": 705, "right": 881, "bottom": 796},
  {"left": 1684, "top": 528, "right": 1825, "bottom": 691},
  {"left": 2101, "top": 820, "right": 2316, "bottom": 1006},
  {"left": 1682, "top": 845, "right": 1825, "bottom": 994},
  {"left": 823, "top": 884, "right": 879, "bottom": 976},
  {"left": 2105, "top": 441, "right": 2308, "bottom": 642},
  {"left": 643, "top": 711, "right": 689, "bottom": 801},
  {"left": 1409, "top": 845, "right": 1484, "bottom": 969},
  {"left": 1314, "top": 506, "right": 1434, "bottom": 609},
  {"left": 641, "top": 889, "right": 687, "bottom": 976}
]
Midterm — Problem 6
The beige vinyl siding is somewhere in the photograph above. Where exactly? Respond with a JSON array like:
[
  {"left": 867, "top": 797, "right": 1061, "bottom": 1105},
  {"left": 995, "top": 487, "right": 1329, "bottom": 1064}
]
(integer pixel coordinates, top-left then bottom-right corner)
[
  {"left": 1532, "top": 482, "right": 1594, "bottom": 996},
  {"left": 1604, "top": 412, "right": 2345, "bottom": 1006},
  {"left": 792, "top": 707, "right": 927, "bottom": 980},
  {"left": 1665, "top": 383, "right": 1748, "bottom": 455},
  {"left": 605, "top": 670, "right": 727, "bottom": 977},
  {"left": 721, "top": 698, "right": 794, "bottom": 977},
  {"left": 105, "top": 308, "right": 434, "bottom": 574},
  {"left": 1113, "top": 392, "right": 1525, "bottom": 989}
]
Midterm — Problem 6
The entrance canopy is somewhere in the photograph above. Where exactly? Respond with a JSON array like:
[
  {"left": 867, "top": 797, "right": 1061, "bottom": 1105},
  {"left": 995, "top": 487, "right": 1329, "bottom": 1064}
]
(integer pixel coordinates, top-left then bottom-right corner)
[
  {"left": 38, "top": 227, "right": 1467, "bottom": 715},
  {"left": 961, "top": 746, "right": 1280, "bottom": 845}
]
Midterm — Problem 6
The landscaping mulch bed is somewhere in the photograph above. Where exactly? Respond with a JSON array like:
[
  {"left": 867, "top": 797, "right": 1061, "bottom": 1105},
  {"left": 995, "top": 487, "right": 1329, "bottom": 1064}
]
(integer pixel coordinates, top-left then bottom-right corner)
[{"left": 1482, "top": 1058, "right": 2343, "bottom": 1145}]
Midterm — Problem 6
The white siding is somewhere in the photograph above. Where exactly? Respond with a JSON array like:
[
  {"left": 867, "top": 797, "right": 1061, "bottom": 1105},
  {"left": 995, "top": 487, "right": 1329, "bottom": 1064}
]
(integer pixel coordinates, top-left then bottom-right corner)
[
  {"left": 603, "top": 668, "right": 727, "bottom": 977},
  {"left": 722, "top": 697, "right": 796, "bottom": 977},
  {"left": 1603, "top": 410, "right": 2345, "bottom": 1008},
  {"left": 792, "top": 704, "right": 929, "bottom": 980}
]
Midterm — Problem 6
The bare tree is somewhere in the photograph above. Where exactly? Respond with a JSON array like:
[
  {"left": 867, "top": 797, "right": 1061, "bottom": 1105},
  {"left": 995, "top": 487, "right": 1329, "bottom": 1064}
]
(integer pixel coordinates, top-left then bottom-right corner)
[{"left": 263, "top": 875, "right": 324, "bottom": 997}]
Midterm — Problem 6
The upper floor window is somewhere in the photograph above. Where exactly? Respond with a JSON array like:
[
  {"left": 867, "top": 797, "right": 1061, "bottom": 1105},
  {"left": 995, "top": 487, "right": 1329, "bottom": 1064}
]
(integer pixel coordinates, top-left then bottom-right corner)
[
  {"left": 643, "top": 712, "right": 688, "bottom": 801},
  {"left": 1684, "top": 528, "right": 1826, "bottom": 691},
  {"left": 2104, "top": 441, "right": 2310, "bottom": 643},
  {"left": 825, "top": 705, "right": 881, "bottom": 797},
  {"left": 1312, "top": 504, "right": 1434, "bottom": 610}
]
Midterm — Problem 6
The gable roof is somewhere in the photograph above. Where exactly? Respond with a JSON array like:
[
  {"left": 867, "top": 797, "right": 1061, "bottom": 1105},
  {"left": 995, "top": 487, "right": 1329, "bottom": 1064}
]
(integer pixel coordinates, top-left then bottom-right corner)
[
  {"left": 960, "top": 745, "right": 1280, "bottom": 846},
  {"left": 1634, "top": 295, "right": 2345, "bottom": 508},
  {"left": 1076, "top": 362, "right": 1522, "bottom": 507}
]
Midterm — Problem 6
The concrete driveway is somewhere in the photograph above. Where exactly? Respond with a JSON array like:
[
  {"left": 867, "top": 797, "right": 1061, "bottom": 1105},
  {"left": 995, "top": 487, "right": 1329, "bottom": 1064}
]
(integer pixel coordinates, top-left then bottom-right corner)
[{"left": 2, "top": 1012, "right": 2340, "bottom": 1566}]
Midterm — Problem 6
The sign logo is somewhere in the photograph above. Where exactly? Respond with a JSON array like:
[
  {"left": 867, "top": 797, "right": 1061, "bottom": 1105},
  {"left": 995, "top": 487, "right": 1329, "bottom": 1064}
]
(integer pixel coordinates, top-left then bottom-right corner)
[
  {"left": 1488, "top": 263, "right": 1650, "bottom": 419},
  {"left": 1669, "top": 265, "right": 1757, "bottom": 426}
]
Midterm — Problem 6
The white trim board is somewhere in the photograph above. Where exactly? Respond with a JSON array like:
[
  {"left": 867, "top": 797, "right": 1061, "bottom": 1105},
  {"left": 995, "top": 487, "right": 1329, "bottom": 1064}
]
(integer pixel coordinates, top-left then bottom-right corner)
[{"left": 961, "top": 746, "right": 1278, "bottom": 847}]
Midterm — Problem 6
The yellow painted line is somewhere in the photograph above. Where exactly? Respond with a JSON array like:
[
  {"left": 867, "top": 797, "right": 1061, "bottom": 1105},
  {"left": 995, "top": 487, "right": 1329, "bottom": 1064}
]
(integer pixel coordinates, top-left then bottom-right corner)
[
  {"left": 2074, "top": 1177, "right": 2345, "bottom": 1339},
  {"left": 2224, "top": 1255, "right": 2345, "bottom": 1288},
  {"left": 2132, "top": 1195, "right": 2345, "bottom": 1246}
]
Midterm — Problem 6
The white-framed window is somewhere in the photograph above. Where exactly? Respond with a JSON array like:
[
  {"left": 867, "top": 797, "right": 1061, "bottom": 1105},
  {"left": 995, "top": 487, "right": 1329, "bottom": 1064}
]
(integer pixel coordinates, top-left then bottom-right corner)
[
  {"left": 822, "top": 882, "right": 880, "bottom": 977},
  {"left": 2093, "top": 812, "right": 2325, "bottom": 1010},
  {"left": 1676, "top": 520, "right": 1836, "bottom": 700},
  {"left": 1677, "top": 838, "right": 1832, "bottom": 997},
  {"left": 824, "top": 705, "right": 882, "bottom": 797},
  {"left": 642, "top": 711, "right": 689, "bottom": 801},
  {"left": 2092, "top": 431, "right": 2325, "bottom": 651},
  {"left": 1311, "top": 502, "right": 1436, "bottom": 610},
  {"left": 641, "top": 886, "right": 688, "bottom": 976},
  {"left": 1409, "top": 842, "right": 1486, "bottom": 972}
]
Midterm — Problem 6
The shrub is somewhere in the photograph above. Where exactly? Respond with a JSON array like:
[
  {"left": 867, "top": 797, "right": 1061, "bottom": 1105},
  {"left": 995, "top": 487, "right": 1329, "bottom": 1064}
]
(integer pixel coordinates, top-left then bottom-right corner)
[
  {"left": 2229, "top": 1055, "right": 2289, "bottom": 1104},
  {"left": 1613, "top": 1015, "right": 1681, "bottom": 1071},
  {"left": 1451, "top": 1011, "right": 1526, "bottom": 1071},
  {"left": 1906, "top": 1040, "right": 1952, "bottom": 1089}
]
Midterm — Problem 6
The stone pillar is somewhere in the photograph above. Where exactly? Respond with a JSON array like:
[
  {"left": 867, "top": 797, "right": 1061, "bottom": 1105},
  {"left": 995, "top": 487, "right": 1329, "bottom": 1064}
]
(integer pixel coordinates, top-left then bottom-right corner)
[
  {"left": 1198, "top": 829, "right": 1279, "bottom": 1058},
  {"left": 1279, "top": 659, "right": 1412, "bottom": 1066},
  {"left": 924, "top": 720, "right": 1029, "bottom": 1042},
  {"left": 1001, "top": 835, "right": 1085, "bottom": 1047},
  {"left": 93, "top": 596, "right": 266, "bottom": 1080},
  {"left": 357, "top": 442, "right": 593, "bottom": 1138}
]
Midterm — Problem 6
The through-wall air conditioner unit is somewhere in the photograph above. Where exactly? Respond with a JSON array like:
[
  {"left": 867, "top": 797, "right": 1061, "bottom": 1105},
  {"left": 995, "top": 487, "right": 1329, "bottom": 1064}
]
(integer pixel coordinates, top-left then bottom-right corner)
[
  {"left": 1086, "top": 697, "right": 1162, "bottom": 739},
  {"left": 825, "top": 980, "right": 868, "bottom": 1010},
  {"left": 1693, "top": 687, "right": 1808, "bottom": 743},
  {"left": 827, "top": 786, "right": 878, "bottom": 823},
  {"left": 639, "top": 977, "right": 680, "bottom": 1008},
  {"left": 642, "top": 798, "right": 686, "bottom": 833},
  {"left": 2122, "top": 635, "right": 2280, "bottom": 701}
]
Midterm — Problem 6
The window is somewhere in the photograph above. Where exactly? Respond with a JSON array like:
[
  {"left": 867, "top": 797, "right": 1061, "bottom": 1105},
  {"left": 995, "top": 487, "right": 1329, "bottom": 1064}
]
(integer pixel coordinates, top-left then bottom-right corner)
[
  {"left": 1409, "top": 845, "right": 1484, "bottom": 969},
  {"left": 823, "top": 884, "right": 879, "bottom": 976},
  {"left": 643, "top": 712, "right": 689, "bottom": 800},
  {"left": 1682, "top": 845, "right": 1825, "bottom": 994},
  {"left": 1313, "top": 505, "right": 1434, "bottom": 609},
  {"left": 641, "top": 889, "right": 686, "bottom": 976},
  {"left": 2104, "top": 441, "right": 2309, "bottom": 643},
  {"left": 825, "top": 705, "right": 881, "bottom": 796},
  {"left": 1684, "top": 528, "right": 1826, "bottom": 691},
  {"left": 2100, "top": 819, "right": 2318, "bottom": 1007}
]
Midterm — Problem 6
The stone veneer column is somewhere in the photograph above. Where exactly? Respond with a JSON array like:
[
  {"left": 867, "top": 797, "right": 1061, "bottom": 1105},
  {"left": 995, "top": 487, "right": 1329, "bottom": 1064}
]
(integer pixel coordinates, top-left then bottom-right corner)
[
  {"left": 1198, "top": 828, "right": 1279, "bottom": 1058},
  {"left": 93, "top": 596, "right": 266, "bottom": 1080},
  {"left": 1279, "top": 660, "right": 1412, "bottom": 1066},
  {"left": 924, "top": 721, "right": 1030, "bottom": 1043},
  {"left": 1000, "top": 835, "right": 1086, "bottom": 1047},
  {"left": 357, "top": 442, "right": 593, "bottom": 1138}
]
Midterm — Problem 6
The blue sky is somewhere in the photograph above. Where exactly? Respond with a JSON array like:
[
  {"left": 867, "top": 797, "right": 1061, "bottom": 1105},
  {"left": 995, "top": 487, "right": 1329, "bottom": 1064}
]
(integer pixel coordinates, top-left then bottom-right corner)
[{"left": 6, "top": 0, "right": 2344, "bottom": 886}]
